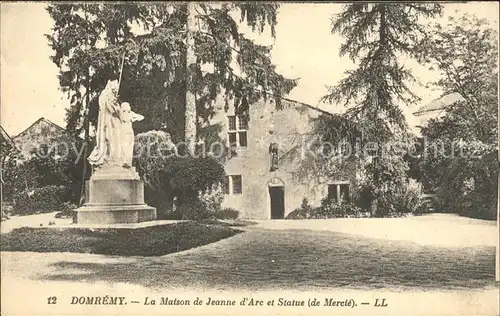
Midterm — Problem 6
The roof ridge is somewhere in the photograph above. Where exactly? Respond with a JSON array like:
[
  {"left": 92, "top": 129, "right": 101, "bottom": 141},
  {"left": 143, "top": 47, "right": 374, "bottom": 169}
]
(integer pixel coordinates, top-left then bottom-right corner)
[
  {"left": 281, "top": 97, "right": 336, "bottom": 117},
  {"left": 13, "top": 117, "right": 69, "bottom": 139},
  {"left": 413, "top": 92, "right": 464, "bottom": 116}
]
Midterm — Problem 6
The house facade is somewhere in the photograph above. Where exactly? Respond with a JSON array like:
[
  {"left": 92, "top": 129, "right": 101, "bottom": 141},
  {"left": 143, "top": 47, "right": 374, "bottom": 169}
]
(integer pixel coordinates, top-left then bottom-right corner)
[
  {"left": 208, "top": 96, "right": 357, "bottom": 219},
  {"left": 412, "top": 92, "right": 463, "bottom": 129},
  {"left": 6, "top": 111, "right": 357, "bottom": 220},
  {"left": 2, "top": 118, "right": 82, "bottom": 204}
]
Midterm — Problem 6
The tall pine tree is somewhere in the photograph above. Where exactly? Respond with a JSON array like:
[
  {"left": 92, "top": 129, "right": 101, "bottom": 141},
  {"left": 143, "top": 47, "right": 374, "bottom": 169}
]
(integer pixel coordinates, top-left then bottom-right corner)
[
  {"left": 323, "top": 4, "right": 442, "bottom": 142},
  {"left": 322, "top": 4, "right": 442, "bottom": 215}
]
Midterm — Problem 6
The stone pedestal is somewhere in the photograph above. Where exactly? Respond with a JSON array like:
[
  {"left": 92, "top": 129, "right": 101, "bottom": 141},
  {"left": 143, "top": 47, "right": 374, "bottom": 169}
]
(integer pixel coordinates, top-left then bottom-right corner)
[{"left": 76, "top": 166, "right": 156, "bottom": 224}]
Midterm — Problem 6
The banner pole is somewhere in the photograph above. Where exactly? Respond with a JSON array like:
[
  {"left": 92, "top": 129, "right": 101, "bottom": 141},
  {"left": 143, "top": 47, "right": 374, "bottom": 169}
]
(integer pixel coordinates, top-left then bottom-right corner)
[{"left": 117, "top": 52, "right": 126, "bottom": 93}]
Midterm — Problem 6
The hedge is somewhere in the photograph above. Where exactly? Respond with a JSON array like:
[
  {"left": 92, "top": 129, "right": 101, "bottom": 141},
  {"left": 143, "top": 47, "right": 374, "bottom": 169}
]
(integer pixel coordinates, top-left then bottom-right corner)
[{"left": 12, "top": 185, "right": 68, "bottom": 215}]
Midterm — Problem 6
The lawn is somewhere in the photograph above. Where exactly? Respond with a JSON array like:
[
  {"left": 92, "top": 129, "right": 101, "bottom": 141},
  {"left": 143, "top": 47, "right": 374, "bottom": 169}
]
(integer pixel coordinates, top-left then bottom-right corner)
[
  {"left": 2, "top": 225, "right": 495, "bottom": 292},
  {"left": 0, "top": 214, "right": 496, "bottom": 292},
  {"left": 0, "top": 221, "right": 242, "bottom": 256}
]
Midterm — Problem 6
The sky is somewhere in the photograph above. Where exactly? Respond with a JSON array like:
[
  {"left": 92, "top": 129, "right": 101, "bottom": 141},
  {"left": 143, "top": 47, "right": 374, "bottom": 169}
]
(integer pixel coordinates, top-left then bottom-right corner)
[{"left": 1, "top": 2, "right": 499, "bottom": 136}]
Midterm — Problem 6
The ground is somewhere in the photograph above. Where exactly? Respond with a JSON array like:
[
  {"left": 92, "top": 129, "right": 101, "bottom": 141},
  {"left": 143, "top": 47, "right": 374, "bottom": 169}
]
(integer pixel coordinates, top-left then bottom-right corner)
[{"left": 1, "top": 213, "right": 498, "bottom": 315}]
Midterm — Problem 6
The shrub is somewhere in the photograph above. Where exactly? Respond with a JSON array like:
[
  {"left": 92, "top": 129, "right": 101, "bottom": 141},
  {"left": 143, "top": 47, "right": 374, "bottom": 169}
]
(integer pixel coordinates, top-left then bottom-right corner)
[
  {"left": 318, "top": 198, "right": 362, "bottom": 218},
  {"left": 459, "top": 190, "right": 497, "bottom": 220},
  {"left": 198, "top": 184, "right": 224, "bottom": 215},
  {"left": 285, "top": 209, "right": 305, "bottom": 219},
  {"left": 287, "top": 197, "right": 362, "bottom": 219},
  {"left": 12, "top": 185, "right": 68, "bottom": 215},
  {"left": 134, "top": 131, "right": 226, "bottom": 219},
  {"left": 214, "top": 207, "right": 240, "bottom": 220},
  {"left": 54, "top": 202, "right": 78, "bottom": 220},
  {"left": 170, "top": 157, "right": 225, "bottom": 220},
  {"left": 299, "top": 197, "right": 313, "bottom": 213},
  {"left": 354, "top": 184, "right": 376, "bottom": 211},
  {"left": 135, "top": 131, "right": 178, "bottom": 217},
  {"left": 286, "top": 198, "right": 313, "bottom": 219},
  {"left": 169, "top": 157, "right": 226, "bottom": 201},
  {"left": 418, "top": 113, "right": 498, "bottom": 221},
  {"left": 177, "top": 199, "right": 213, "bottom": 220},
  {"left": 377, "top": 180, "right": 425, "bottom": 217}
]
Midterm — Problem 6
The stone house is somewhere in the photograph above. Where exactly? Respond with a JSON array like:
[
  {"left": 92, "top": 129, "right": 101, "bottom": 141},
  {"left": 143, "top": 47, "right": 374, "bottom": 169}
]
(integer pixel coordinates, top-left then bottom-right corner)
[
  {"left": 2, "top": 118, "right": 83, "bottom": 204},
  {"left": 12, "top": 117, "right": 82, "bottom": 160},
  {"left": 207, "top": 96, "right": 358, "bottom": 219},
  {"left": 412, "top": 92, "right": 463, "bottom": 129}
]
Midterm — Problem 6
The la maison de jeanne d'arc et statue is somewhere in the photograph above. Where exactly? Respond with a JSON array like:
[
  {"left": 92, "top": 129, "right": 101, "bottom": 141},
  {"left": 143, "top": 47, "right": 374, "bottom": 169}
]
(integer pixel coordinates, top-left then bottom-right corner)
[
  {"left": 78, "top": 79, "right": 358, "bottom": 223},
  {"left": 75, "top": 80, "right": 157, "bottom": 224}
]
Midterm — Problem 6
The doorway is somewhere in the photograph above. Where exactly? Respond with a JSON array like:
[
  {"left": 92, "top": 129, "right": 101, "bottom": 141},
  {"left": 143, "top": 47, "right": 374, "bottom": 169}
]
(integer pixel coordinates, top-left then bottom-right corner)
[{"left": 269, "top": 186, "right": 285, "bottom": 219}]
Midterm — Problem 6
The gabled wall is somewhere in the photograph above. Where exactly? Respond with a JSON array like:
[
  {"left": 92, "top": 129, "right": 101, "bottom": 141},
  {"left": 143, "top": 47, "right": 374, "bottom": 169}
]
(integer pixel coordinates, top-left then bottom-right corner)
[
  {"left": 13, "top": 118, "right": 80, "bottom": 159},
  {"left": 208, "top": 96, "right": 357, "bottom": 219}
]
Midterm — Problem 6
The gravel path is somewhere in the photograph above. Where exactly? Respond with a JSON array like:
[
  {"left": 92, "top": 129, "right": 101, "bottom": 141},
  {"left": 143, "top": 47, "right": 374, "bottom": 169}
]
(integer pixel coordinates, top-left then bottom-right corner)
[{"left": 247, "top": 214, "right": 497, "bottom": 247}]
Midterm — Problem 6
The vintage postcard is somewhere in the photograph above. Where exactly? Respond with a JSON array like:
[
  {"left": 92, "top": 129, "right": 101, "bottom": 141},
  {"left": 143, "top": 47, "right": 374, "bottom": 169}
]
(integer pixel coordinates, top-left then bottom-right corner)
[{"left": 1, "top": 2, "right": 499, "bottom": 316}]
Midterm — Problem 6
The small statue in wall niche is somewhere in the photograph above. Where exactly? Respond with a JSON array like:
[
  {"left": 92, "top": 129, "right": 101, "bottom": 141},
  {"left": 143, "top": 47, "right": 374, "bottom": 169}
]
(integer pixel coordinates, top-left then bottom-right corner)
[{"left": 269, "top": 142, "right": 279, "bottom": 172}]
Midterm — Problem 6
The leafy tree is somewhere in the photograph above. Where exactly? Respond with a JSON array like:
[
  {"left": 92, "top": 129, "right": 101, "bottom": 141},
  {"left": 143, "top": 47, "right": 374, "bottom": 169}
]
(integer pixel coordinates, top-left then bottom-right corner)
[
  {"left": 3, "top": 144, "right": 84, "bottom": 204},
  {"left": 2, "top": 152, "right": 34, "bottom": 203},
  {"left": 46, "top": 3, "right": 297, "bottom": 147},
  {"left": 419, "top": 14, "right": 498, "bottom": 144},
  {"left": 417, "top": 14, "right": 498, "bottom": 219}
]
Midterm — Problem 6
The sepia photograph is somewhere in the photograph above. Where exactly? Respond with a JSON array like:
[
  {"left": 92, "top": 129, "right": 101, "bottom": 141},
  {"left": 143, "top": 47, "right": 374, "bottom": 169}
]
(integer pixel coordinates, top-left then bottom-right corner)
[{"left": 1, "top": 2, "right": 499, "bottom": 315}]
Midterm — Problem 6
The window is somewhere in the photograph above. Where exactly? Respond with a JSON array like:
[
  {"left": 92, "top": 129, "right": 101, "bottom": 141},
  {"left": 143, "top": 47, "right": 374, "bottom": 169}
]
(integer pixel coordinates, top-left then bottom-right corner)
[
  {"left": 232, "top": 175, "right": 242, "bottom": 194},
  {"left": 327, "top": 183, "right": 350, "bottom": 204},
  {"left": 238, "top": 116, "right": 248, "bottom": 130},
  {"left": 228, "top": 132, "right": 237, "bottom": 145},
  {"left": 225, "top": 175, "right": 243, "bottom": 195},
  {"left": 328, "top": 185, "right": 338, "bottom": 203},
  {"left": 228, "top": 116, "right": 236, "bottom": 130},
  {"left": 340, "top": 184, "right": 350, "bottom": 203},
  {"left": 228, "top": 115, "right": 248, "bottom": 148}
]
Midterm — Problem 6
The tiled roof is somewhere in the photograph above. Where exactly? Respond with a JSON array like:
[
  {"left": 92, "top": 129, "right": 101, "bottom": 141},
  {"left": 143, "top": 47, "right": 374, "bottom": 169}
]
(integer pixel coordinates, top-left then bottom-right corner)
[{"left": 13, "top": 117, "right": 69, "bottom": 140}]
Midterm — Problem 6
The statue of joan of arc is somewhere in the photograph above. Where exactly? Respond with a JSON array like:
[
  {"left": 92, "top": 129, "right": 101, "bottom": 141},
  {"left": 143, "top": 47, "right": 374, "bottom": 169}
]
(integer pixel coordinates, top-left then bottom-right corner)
[{"left": 88, "top": 80, "right": 143, "bottom": 168}]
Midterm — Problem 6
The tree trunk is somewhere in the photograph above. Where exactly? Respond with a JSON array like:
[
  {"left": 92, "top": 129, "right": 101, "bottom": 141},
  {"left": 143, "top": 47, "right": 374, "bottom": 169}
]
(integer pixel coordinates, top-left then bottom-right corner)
[
  {"left": 185, "top": 2, "right": 197, "bottom": 155},
  {"left": 79, "top": 69, "right": 91, "bottom": 206},
  {"left": 370, "top": 4, "right": 388, "bottom": 218},
  {"left": 80, "top": 6, "right": 91, "bottom": 206}
]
